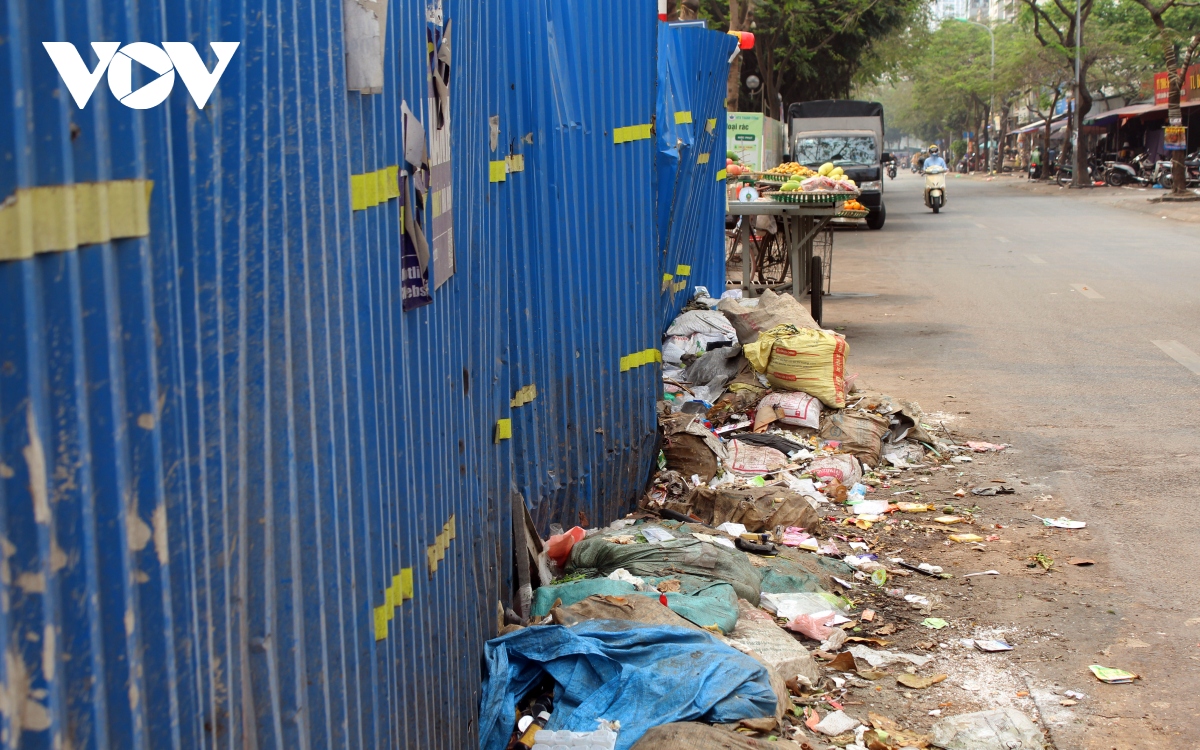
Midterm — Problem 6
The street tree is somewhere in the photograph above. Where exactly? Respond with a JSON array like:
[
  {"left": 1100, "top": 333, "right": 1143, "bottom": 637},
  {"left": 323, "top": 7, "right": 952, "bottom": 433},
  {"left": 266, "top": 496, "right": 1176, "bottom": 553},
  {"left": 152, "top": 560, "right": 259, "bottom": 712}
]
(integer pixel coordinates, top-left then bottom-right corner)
[
  {"left": 699, "top": 0, "right": 925, "bottom": 112},
  {"left": 1126, "top": 0, "right": 1200, "bottom": 194},
  {"left": 1019, "top": 0, "right": 1101, "bottom": 186}
]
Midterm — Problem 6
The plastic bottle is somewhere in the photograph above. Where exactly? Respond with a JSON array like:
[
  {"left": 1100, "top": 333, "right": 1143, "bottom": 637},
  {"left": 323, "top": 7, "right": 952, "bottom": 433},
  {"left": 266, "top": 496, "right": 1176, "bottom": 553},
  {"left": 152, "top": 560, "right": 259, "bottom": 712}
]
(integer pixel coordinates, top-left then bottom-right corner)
[{"left": 516, "top": 695, "right": 554, "bottom": 749}]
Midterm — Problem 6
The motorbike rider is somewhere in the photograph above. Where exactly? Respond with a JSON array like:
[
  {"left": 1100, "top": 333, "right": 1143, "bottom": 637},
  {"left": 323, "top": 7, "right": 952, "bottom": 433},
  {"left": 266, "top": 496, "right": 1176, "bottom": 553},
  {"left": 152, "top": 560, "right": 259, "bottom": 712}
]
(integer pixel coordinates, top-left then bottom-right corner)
[{"left": 923, "top": 145, "right": 947, "bottom": 171}]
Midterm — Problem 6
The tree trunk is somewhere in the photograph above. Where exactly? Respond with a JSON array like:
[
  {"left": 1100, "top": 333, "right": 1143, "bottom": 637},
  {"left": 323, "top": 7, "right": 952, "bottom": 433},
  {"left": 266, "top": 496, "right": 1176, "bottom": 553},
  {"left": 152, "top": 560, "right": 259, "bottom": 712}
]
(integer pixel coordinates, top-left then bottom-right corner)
[
  {"left": 1158, "top": 27, "right": 1186, "bottom": 194},
  {"left": 1041, "top": 91, "right": 1060, "bottom": 180},
  {"left": 725, "top": 0, "right": 755, "bottom": 111}
]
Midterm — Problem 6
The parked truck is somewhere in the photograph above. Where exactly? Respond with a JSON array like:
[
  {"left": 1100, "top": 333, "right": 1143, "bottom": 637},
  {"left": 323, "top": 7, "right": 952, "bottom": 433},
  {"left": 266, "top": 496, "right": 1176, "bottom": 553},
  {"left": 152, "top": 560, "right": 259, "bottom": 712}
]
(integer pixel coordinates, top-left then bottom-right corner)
[{"left": 787, "top": 100, "right": 888, "bottom": 230}]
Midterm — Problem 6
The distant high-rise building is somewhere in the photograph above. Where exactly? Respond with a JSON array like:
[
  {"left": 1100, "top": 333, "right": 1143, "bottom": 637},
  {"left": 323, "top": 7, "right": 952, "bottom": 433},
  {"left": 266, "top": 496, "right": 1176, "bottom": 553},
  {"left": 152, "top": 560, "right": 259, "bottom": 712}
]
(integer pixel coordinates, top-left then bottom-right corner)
[
  {"left": 935, "top": 0, "right": 1015, "bottom": 24},
  {"left": 934, "top": 0, "right": 969, "bottom": 21}
]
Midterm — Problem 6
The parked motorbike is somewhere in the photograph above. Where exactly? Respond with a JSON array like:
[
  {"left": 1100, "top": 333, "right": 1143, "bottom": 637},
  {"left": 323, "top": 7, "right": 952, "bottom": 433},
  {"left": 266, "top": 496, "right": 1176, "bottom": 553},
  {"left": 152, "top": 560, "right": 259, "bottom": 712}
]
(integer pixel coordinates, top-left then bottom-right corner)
[
  {"left": 1056, "top": 156, "right": 1104, "bottom": 186},
  {"left": 1105, "top": 153, "right": 1154, "bottom": 187},
  {"left": 886, "top": 161, "right": 897, "bottom": 179},
  {"left": 924, "top": 165, "right": 947, "bottom": 213},
  {"left": 1154, "top": 150, "right": 1200, "bottom": 189}
]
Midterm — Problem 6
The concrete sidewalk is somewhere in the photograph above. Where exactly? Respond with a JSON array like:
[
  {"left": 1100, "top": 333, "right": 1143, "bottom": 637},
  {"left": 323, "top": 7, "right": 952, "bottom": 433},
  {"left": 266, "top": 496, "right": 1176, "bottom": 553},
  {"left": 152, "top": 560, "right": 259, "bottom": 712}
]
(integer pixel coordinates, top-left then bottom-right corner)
[{"left": 961, "top": 171, "right": 1200, "bottom": 223}]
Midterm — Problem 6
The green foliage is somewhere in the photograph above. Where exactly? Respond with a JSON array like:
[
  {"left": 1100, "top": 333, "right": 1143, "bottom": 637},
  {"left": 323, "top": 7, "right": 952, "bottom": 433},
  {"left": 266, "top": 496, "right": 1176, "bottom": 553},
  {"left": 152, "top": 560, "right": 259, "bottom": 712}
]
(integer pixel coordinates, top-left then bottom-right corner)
[{"left": 698, "top": 0, "right": 927, "bottom": 111}]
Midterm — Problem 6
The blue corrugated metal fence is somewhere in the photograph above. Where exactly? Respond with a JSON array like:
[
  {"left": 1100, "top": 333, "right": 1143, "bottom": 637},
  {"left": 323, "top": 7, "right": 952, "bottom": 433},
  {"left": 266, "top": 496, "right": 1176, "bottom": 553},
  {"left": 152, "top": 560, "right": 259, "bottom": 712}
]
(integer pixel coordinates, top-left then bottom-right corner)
[
  {"left": 655, "top": 24, "right": 736, "bottom": 325},
  {"left": 0, "top": 0, "right": 725, "bottom": 747}
]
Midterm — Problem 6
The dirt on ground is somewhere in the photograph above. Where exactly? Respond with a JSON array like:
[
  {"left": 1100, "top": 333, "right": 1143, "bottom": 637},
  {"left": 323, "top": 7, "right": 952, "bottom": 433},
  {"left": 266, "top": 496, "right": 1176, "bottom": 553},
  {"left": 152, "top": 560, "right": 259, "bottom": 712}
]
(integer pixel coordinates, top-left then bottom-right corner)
[{"left": 774, "top": 434, "right": 1181, "bottom": 750}]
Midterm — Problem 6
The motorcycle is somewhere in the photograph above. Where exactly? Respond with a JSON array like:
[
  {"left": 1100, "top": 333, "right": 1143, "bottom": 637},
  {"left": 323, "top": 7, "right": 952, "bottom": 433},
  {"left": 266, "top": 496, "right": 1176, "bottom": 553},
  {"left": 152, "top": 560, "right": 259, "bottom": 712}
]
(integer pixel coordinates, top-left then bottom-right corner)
[
  {"left": 1105, "top": 153, "right": 1154, "bottom": 187},
  {"left": 1154, "top": 150, "right": 1200, "bottom": 189},
  {"left": 886, "top": 161, "right": 897, "bottom": 179},
  {"left": 1056, "top": 156, "right": 1104, "bottom": 186},
  {"left": 924, "top": 165, "right": 947, "bottom": 213}
]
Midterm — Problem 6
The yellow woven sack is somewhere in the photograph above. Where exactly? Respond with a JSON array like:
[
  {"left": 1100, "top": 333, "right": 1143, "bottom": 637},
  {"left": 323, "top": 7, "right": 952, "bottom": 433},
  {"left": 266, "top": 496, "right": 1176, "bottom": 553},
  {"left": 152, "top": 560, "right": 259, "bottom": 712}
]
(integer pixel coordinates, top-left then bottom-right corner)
[{"left": 743, "top": 324, "right": 848, "bottom": 408}]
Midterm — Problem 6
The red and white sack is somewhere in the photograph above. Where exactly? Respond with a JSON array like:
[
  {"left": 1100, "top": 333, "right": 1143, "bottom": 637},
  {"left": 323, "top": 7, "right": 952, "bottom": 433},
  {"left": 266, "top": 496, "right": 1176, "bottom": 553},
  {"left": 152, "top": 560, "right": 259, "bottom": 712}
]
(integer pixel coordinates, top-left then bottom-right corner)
[
  {"left": 727, "top": 440, "right": 789, "bottom": 475},
  {"left": 757, "top": 392, "right": 821, "bottom": 430},
  {"left": 806, "top": 454, "right": 862, "bottom": 486}
]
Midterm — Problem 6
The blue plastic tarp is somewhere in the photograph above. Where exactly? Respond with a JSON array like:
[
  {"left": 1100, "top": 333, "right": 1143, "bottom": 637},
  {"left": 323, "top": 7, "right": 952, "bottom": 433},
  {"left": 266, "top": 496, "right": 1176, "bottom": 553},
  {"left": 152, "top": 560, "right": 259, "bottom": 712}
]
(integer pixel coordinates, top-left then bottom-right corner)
[{"left": 479, "top": 620, "right": 777, "bottom": 750}]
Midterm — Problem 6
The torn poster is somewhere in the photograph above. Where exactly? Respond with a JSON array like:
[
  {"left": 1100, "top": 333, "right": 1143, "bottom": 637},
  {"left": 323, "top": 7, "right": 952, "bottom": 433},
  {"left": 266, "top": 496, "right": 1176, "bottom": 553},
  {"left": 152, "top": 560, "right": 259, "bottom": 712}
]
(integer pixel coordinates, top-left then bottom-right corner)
[
  {"left": 343, "top": 0, "right": 389, "bottom": 93},
  {"left": 400, "top": 100, "right": 432, "bottom": 310},
  {"left": 427, "top": 13, "right": 455, "bottom": 288}
]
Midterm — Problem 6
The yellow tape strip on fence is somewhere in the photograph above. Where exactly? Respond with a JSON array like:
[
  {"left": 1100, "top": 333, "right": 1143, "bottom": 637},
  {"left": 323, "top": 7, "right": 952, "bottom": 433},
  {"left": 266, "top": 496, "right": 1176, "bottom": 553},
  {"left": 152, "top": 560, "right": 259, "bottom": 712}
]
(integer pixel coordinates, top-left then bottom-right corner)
[
  {"left": 674, "top": 110, "right": 693, "bottom": 124},
  {"left": 716, "top": 169, "right": 727, "bottom": 180},
  {"left": 373, "top": 567, "right": 415, "bottom": 641},
  {"left": 510, "top": 384, "right": 538, "bottom": 408},
  {"left": 495, "top": 418, "right": 512, "bottom": 443},
  {"left": 706, "top": 118, "right": 717, "bottom": 133},
  {"left": 619, "top": 348, "right": 663, "bottom": 372},
  {"left": 613, "top": 123, "right": 653, "bottom": 144},
  {"left": 675, "top": 264, "right": 691, "bottom": 276},
  {"left": 0, "top": 179, "right": 153, "bottom": 260},
  {"left": 697, "top": 153, "right": 710, "bottom": 164},
  {"left": 489, "top": 161, "right": 508, "bottom": 183},
  {"left": 351, "top": 165, "right": 400, "bottom": 211}
]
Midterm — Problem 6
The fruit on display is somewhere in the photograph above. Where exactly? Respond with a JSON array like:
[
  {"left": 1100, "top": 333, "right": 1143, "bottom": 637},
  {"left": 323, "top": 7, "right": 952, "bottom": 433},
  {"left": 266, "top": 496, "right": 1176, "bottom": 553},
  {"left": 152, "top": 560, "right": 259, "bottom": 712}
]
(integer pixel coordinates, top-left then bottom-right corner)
[
  {"left": 765, "top": 162, "right": 816, "bottom": 178},
  {"left": 841, "top": 199, "right": 866, "bottom": 211}
]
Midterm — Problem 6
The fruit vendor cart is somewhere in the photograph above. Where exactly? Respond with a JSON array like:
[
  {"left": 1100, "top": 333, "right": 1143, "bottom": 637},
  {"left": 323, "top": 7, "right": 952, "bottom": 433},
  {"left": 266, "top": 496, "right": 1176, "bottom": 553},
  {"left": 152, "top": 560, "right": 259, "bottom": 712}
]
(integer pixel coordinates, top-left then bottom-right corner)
[{"left": 725, "top": 188, "right": 864, "bottom": 305}]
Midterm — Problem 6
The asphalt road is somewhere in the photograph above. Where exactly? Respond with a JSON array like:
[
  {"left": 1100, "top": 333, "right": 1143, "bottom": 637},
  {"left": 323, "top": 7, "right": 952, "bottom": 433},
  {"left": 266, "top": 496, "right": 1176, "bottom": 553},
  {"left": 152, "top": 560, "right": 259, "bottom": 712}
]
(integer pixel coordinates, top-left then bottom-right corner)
[{"left": 829, "top": 171, "right": 1200, "bottom": 747}]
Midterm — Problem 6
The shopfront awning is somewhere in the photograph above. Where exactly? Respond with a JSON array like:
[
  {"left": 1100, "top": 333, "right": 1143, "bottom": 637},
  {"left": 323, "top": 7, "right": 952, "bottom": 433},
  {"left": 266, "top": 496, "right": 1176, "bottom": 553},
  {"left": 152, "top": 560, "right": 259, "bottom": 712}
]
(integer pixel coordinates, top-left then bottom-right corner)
[
  {"left": 1085, "top": 99, "right": 1200, "bottom": 125},
  {"left": 1008, "top": 116, "right": 1068, "bottom": 136},
  {"left": 1084, "top": 102, "right": 1156, "bottom": 124}
]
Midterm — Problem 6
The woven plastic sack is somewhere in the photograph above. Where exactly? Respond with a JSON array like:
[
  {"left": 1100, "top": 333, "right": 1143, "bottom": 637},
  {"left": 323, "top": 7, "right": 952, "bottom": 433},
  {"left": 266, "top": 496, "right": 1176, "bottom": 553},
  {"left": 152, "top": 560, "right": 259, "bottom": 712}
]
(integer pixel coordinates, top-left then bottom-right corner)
[
  {"left": 717, "top": 289, "right": 818, "bottom": 344},
  {"left": 568, "top": 532, "right": 764, "bottom": 605},
  {"left": 743, "top": 325, "right": 848, "bottom": 408}
]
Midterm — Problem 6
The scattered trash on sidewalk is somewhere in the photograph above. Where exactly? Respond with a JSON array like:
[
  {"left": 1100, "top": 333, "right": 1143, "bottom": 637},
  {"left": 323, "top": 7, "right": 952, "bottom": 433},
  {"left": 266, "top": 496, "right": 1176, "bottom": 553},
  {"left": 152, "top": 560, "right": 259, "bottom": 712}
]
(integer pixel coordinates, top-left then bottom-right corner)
[
  {"left": 928, "top": 708, "right": 1043, "bottom": 750},
  {"left": 965, "top": 441, "right": 1009, "bottom": 452},
  {"left": 896, "top": 672, "right": 948, "bottom": 689},
  {"left": 813, "top": 710, "right": 860, "bottom": 736},
  {"left": 1089, "top": 665, "right": 1140, "bottom": 684},
  {"left": 1036, "top": 515, "right": 1086, "bottom": 529},
  {"left": 483, "top": 296, "right": 1118, "bottom": 747}
]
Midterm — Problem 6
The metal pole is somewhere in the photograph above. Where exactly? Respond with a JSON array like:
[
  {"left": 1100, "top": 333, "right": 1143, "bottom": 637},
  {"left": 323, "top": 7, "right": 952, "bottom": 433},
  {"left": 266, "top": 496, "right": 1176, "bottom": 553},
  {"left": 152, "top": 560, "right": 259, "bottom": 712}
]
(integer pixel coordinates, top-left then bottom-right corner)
[
  {"left": 1073, "top": 0, "right": 1082, "bottom": 187},
  {"left": 962, "top": 20, "right": 995, "bottom": 173}
]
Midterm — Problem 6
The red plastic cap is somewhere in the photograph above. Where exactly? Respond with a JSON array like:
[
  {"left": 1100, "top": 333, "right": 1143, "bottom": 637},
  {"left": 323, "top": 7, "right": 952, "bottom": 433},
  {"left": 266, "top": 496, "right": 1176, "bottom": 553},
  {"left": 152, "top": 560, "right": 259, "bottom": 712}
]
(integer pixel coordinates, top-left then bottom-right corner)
[{"left": 728, "top": 31, "right": 755, "bottom": 49}]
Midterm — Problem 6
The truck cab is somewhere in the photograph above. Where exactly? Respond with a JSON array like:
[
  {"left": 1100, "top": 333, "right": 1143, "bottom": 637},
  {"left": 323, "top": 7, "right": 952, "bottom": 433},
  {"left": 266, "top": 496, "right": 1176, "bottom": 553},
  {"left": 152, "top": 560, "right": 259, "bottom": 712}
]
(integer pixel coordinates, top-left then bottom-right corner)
[{"left": 788, "top": 100, "right": 887, "bottom": 230}]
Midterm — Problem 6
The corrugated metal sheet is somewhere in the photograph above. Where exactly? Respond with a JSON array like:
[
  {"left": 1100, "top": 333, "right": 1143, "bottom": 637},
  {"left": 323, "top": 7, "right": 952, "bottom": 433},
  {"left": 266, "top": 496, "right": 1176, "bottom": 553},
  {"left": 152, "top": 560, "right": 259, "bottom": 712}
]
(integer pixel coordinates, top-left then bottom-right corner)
[
  {"left": 493, "top": 0, "right": 661, "bottom": 532},
  {"left": 0, "top": 0, "right": 721, "bottom": 747},
  {"left": 655, "top": 24, "right": 736, "bottom": 325}
]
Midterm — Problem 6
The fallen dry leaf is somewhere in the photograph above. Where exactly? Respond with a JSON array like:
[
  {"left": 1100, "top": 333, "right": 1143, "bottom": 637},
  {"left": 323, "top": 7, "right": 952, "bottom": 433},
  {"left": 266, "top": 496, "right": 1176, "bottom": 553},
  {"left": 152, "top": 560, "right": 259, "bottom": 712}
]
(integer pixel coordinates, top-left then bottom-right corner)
[
  {"left": 656, "top": 579, "right": 682, "bottom": 592},
  {"left": 896, "top": 673, "right": 947, "bottom": 689},
  {"left": 874, "top": 623, "right": 898, "bottom": 636},
  {"left": 826, "top": 651, "right": 857, "bottom": 673}
]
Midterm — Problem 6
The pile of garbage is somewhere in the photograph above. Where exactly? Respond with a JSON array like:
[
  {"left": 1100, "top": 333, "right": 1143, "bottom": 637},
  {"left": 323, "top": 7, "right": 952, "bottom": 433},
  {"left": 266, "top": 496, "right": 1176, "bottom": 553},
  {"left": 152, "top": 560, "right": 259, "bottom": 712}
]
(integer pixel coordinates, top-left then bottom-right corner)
[{"left": 483, "top": 289, "right": 1049, "bottom": 750}]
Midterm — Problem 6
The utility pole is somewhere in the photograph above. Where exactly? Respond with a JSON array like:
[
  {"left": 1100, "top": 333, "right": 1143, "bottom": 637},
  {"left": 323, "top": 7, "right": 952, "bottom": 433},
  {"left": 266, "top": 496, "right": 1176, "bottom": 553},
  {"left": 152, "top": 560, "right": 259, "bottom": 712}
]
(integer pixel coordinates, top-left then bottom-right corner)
[
  {"left": 1072, "top": 0, "right": 1084, "bottom": 188},
  {"left": 961, "top": 19, "right": 995, "bottom": 173}
]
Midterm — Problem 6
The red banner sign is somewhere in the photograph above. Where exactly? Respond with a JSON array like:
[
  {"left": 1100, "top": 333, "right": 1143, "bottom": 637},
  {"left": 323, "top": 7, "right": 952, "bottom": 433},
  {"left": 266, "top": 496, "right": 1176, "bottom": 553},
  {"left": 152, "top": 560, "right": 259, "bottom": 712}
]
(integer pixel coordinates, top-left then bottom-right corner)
[{"left": 1154, "top": 65, "right": 1200, "bottom": 105}]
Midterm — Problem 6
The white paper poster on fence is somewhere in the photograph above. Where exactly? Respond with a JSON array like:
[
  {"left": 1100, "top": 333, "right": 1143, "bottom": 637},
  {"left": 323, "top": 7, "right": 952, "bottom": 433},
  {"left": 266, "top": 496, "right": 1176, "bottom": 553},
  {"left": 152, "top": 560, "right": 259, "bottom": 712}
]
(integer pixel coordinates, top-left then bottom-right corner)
[{"left": 427, "top": 10, "right": 455, "bottom": 288}]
